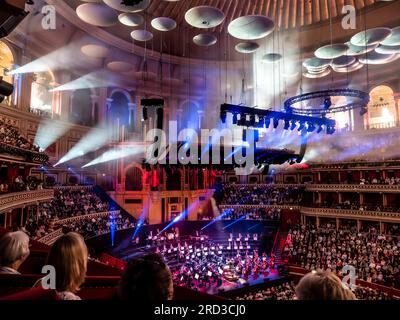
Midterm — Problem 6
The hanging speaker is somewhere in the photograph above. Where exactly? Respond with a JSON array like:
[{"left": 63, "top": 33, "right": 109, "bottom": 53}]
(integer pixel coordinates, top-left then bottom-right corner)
[
  {"left": 142, "top": 107, "right": 148, "bottom": 121},
  {"left": 156, "top": 107, "right": 164, "bottom": 130}
]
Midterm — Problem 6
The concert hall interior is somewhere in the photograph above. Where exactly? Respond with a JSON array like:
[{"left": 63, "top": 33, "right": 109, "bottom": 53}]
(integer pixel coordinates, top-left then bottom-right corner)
[{"left": 1, "top": 0, "right": 400, "bottom": 302}]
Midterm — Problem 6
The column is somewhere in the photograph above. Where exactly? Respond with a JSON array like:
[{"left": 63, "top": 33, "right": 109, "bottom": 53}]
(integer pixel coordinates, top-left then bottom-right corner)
[
  {"left": 3, "top": 212, "right": 7, "bottom": 228},
  {"left": 359, "top": 193, "right": 364, "bottom": 205},
  {"left": 20, "top": 207, "right": 24, "bottom": 226},
  {"left": 338, "top": 192, "right": 342, "bottom": 204},
  {"left": 106, "top": 98, "right": 113, "bottom": 139},
  {"left": 177, "top": 108, "right": 183, "bottom": 129},
  {"left": 383, "top": 193, "right": 388, "bottom": 207},
  {"left": 336, "top": 218, "right": 340, "bottom": 231},
  {"left": 379, "top": 221, "right": 383, "bottom": 234},
  {"left": 316, "top": 216, "right": 320, "bottom": 228},
  {"left": 197, "top": 110, "right": 204, "bottom": 130},
  {"left": 128, "top": 102, "right": 136, "bottom": 132},
  {"left": 90, "top": 94, "right": 99, "bottom": 126},
  {"left": 69, "top": 90, "right": 76, "bottom": 122},
  {"left": 357, "top": 220, "right": 361, "bottom": 232}
]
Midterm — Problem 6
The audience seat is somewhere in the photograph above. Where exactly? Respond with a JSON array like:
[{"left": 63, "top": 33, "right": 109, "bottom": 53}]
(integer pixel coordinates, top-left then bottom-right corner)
[{"left": 0, "top": 287, "right": 59, "bottom": 301}]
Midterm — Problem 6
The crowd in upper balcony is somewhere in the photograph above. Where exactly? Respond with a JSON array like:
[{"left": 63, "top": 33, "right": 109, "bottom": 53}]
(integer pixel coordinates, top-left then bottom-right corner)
[
  {"left": 24, "top": 187, "right": 111, "bottom": 239},
  {"left": 0, "top": 175, "right": 44, "bottom": 194},
  {"left": 215, "top": 184, "right": 303, "bottom": 206},
  {"left": 282, "top": 223, "right": 400, "bottom": 288},
  {"left": 0, "top": 120, "right": 40, "bottom": 152}
]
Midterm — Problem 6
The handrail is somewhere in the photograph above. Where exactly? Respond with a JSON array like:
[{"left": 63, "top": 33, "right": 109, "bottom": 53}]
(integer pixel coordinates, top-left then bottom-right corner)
[
  {"left": 305, "top": 184, "right": 400, "bottom": 192},
  {"left": 0, "top": 189, "right": 54, "bottom": 213},
  {"left": 53, "top": 210, "right": 120, "bottom": 226},
  {"left": 0, "top": 142, "right": 48, "bottom": 163}
]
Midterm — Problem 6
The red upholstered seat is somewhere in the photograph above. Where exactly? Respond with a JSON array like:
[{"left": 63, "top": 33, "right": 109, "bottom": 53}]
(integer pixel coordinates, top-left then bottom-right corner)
[{"left": 0, "top": 287, "right": 59, "bottom": 300}]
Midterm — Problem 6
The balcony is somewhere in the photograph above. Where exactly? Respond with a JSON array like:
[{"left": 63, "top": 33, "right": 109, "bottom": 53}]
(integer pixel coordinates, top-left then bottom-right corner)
[
  {"left": 0, "top": 189, "right": 54, "bottom": 213},
  {"left": 305, "top": 184, "right": 400, "bottom": 193},
  {"left": 300, "top": 206, "right": 400, "bottom": 223}
]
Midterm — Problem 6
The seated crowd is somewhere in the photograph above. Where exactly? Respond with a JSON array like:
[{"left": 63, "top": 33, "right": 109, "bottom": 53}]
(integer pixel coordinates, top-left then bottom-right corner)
[
  {"left": 0, "top": 120, "right": 40, "bottom": 152},
  {"left": 282, "top": 223, "right": 400, "bottom": 288},
  {"left": 0, "top": 175, "right": 44, "bottom": 194},
  {"left": 216, "top": 184, "right": 304, "bottom": 206}
]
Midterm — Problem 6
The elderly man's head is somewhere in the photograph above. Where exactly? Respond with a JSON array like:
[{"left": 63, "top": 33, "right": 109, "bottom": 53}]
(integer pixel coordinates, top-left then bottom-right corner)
[{"left": 0, "top": 231, "right": 30, "bottom": 272}]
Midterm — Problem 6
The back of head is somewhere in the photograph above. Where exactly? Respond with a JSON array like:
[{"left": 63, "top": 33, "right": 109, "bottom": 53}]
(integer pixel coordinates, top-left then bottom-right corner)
[
  {"left": 0, "top": 231, "right": 30, "bottom": 268},
  {"left": 119, "top": 253, "right": 173, "bottom": 301},
  {"left": 295, "top": 271, "right": 357, "bottom": 300},
  {"left": 47, "top": 232, "right": 88, "bottom": 293}
]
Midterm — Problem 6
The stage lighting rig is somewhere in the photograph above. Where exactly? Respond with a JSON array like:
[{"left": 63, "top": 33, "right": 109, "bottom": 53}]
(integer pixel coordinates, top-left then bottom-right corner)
[{"left": 323, "top": 97, "right": 332, "bottom": 109}]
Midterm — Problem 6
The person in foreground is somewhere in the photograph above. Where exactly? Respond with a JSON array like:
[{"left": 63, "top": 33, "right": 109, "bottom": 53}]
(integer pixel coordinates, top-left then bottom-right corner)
[
  {"left": 46, "top": 232, "right": 88, "bottom": 300},
  {"left": 0, "top": 231, "right": 30, "bottom": 274},
  {"left": 295, "top": 271, "right": 357, "bottom": 300},
  {"left": 118, "top": 253, "right": 174, "bottom": 300}
]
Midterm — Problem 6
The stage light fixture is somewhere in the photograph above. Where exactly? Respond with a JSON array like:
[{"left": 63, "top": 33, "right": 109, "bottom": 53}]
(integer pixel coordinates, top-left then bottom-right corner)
[
  {"left": 232, "top": 113, "right": 238, "bottom": 124},
  {"left": 257, "top": 116, "right": 265, "bottom": 128},
  {"left": 317, "top": 125, "right": 323, "bottom": 133},
  {"left": 220, "top": 111, "right": 227, "bottom": 123},
  {"left": 324, "top": 97, "right": 332, "bottom": 109},
  {"left": 307, "top": 123, "right": 316, "bottom": 133},
  {"left": 273, "top": 118, "right": 279, "bottom": 129},
  {"left": 283, "top": 120, "right": 290, "bottom": 130},
  {"left": 249, "top": 114, "right": 256, "bottom": 127},
  {"left": 0, "top": 78, "right": 14, "bottom": 103},
  {"left": 326, "top": 126, "right": 336, "bottom": 135},
  {"left": 298, "top": 122, "right": 305, "bottom": 131},
  {"left": 290, "top": 121, "right": 297, "bottom": 131},
  {"left": 142, "top": 106, "right": 148, "bottom": 121}
]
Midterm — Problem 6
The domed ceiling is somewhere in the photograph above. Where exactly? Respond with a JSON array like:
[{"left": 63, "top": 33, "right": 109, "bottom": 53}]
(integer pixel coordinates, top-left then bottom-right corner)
[{"left": 63, "top": 0, "right": 391, "bottom": 61}]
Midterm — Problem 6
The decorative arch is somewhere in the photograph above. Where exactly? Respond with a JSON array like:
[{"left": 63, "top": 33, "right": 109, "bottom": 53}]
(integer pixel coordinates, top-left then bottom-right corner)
[
  {"left": 366, "top": 85, "right": 397, "bottom": 130},
  {"left": 0, "top": 40, "right": 16, "bottom": 106},
  {"left": 30, "top": 70, "right": 55, "bottom": 115},
  {"left": 109, "top": 89, "right": 134, "bottom": 132},
  {"left": 125, "top": 165, "right": 143, "bottom": 191},
  {"left": 71, "top": 88, "right": 92, "bottom": 125},
  {"left": 179, "top": 99, "right": 200, "bottom": 131}
]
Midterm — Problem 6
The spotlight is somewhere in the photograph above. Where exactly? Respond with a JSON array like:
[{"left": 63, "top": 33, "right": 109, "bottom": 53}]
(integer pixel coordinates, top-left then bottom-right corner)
[
  {"left": 290, "top": 121, "right": 297, "bottom": 131},
  {"left": 307, "top": 123, "right": 316, "bottom": 133},
  {"left": 249, "top": 114, "right": 256, "bottom": 127},
  {"left": 298, "top": 122, "right": 305, "bottom": 131},
  {"left": 273, "top": 118, "right": 279, "bottom": 129},
  {"left": 0, "top": 78, "right": 14, "bottom": 103},
  {"left": 317, "top": 125, "right": 323, "bottom": 134},
  {"left": 258, "top": 116, "right": 264, "bottom": 128},
  {"left": 220, "top": 111, "right": 227, "bottom": 123},
  {"left": 324, "top": 97, "right": 332, "bottom": 109},
  {"left": 283, "top": 120, "right": 290, "bottom": 130},
  {"left": 326, "top": 126, "right": 336, "bottom": 135},
  {"left": 239, "top": 115, "right": 247, "bottom": 126},
  {"left": 359, "top": 107, "right": 368, "bottom": 116},
  {"left": 232, "top": 113, "right": 238, "bottom": 124}
]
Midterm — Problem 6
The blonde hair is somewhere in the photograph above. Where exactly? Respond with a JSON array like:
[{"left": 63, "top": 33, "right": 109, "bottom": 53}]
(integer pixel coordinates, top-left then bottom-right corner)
[
  {"left": 295, "top": 271, "right": 357, "bottom": 300},
  {"left": 47, "top": 232, "right": 88, "bottom": 293}
]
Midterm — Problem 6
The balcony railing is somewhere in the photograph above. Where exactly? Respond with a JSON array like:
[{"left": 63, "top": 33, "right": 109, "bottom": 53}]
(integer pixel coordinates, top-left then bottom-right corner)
[
  {"left": 300, "top": 206, "right": 400, "bottom": 222},
  {"left": 0, "top": 189, "right": 54, "bottom": 213},
  {"left": 305, "top": 184, "right": 400, "bottom": 193},
  {"left": 0, "top": 142, "right": 49, "bottom": 164}
]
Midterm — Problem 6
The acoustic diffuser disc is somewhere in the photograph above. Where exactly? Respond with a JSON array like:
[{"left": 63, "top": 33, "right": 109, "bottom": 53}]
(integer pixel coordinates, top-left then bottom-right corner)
[
  {"left": 185, "top": 6, "right": 225, "bottom": 29},
  {"left": 76, "top": 3, "right": 118, "bottom": 27},
  {"left": 228, "top": 15, "right": 274, "bottom": 40}
]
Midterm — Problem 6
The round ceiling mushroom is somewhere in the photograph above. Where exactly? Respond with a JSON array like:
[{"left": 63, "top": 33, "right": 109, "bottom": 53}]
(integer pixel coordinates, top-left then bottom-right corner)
[
  {"left": 381, "top": 26, "right": 400, "bottom": 46},
  {"left": 193, "top": 34, "right": 217, "bottom": 47},
  {"left": 184, "top": 6, "right": 225, "bottom": 29},
  {"left": 81, "top": 44, "right": 110, "bottom": 58},
  {"left": 350, "top": 27, "right": 392, "bottom": 46},
  {"left": 359, "top": 51, "right": 397, "bottom": 64},
  {"left": 107, "top": 61, "right": 134, "bottom": 72},
  {"left": 332, "top": 61, "right": 363, "bottom": 73},
  {"left": 302, "top": 57, "right": 332, "bottom": 70},
  {"left": 314, "top": 44, "right": 348, "bottom": 59},
  {"left": 103, "top": 0, "right": 150, "bottom": 13},
  {"left": 151, "top": 17, "right": 177, "bottom": 31},
  {"left": 235, "top": 42, "right": 260, "bottom": 54},
  {"left": 303, "top": 68, "right": 331, "bottom": 79},
  {"left": 331, "top": 56, "right": 356, "bottom": 68},
  {"left": 131, "top": 29, "right": 153, "bottom": 42},
  {"left": 375, "top": 44, "right": 400, "bottom": 54},
  {"left": 118, "top": 13, "right": 144, "bottom": 27},
  {"left": 228, "top": 15, "right": 274, "bottom": 40},
  {"left": 76, "top": 3, "right": 118, "bottom": 27},
  {"left": 262, "top": 53, "right": 282, "bottom": 63},
  {"left": 345, "top": 42, "right": 378, "bottom": 56}
]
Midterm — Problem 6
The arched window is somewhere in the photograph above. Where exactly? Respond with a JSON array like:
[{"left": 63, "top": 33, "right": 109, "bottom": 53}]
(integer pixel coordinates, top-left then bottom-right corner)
[
  {"left": 329, "top": 96, "right": 354, "bottom": 132},
  {"left": 180, "top": 100, "right": 199, "bottom": 131},
  {"left": 109, "top": 91, "right": 133, "bottom": 132},
  {"left": 366, "top": 86, "right": 397, "bottom": 130},
  {"left": 71, "top": 88, "right": 92, "bottom": 126},
  {"left": 125, "top": 167, "right": 143, "bottom": 191},
  {"left": 0, "top": 41, "right": 16, "bottom": 106},
  {"left": 30, "top": 71, "right": 54, "bottom": 116}
]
